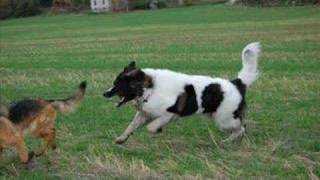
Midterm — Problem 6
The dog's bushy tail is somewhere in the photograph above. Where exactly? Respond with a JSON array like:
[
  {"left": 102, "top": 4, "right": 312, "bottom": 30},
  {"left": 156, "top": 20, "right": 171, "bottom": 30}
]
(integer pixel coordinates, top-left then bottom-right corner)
[
  {"left": 48, "top": 81, "right": 87, "bottom": 114},
  {"left": 238, "top": 42, "right": 261, "bottom": 87}
]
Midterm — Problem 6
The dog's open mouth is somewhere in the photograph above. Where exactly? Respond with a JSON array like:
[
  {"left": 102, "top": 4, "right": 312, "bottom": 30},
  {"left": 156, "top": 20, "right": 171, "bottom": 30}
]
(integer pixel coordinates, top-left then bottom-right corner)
[{"left": 116, "top": 96, "right": 127, "bottom": 107}]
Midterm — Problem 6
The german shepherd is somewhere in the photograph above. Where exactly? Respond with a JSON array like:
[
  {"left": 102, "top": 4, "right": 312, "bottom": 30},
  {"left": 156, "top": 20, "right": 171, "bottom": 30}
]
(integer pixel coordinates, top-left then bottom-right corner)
[{"left": 0, "top": 81, "right": 86, "bottom": 163}]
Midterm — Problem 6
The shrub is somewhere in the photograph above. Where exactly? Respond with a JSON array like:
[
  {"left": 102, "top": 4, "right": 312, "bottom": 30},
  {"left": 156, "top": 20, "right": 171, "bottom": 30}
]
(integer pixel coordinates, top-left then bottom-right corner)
[
  {"left": 51, "top": 0, "right": 90, "bottom": 13},
  {"left": 40, "top": 0, "right": 54, "bottom": 7},
  {"left": 0, "top": 0, "right": 41, "bottom": 19},
  {"left": 69, "top": 0, "right": 90, "bottom": 6}
]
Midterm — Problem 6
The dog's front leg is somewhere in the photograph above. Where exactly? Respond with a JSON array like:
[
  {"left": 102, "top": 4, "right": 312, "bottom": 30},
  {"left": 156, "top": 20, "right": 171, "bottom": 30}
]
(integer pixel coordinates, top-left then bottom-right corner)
[
  {"left": 147, "top": 114, "right": 173, "bottom": 134},
  {"left": 115, "top": 111, "right": 148, "bottom": 144}
]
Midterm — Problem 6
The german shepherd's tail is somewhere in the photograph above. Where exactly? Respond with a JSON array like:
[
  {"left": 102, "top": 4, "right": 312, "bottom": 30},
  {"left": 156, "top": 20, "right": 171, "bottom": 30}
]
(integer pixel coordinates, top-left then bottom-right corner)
[{"left": 48, "top": 81, "right": 87, "bottom": 114}]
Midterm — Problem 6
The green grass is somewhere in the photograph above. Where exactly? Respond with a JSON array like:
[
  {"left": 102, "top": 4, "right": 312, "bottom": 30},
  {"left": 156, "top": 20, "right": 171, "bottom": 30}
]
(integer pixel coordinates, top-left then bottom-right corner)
[{"left": 0, "top": 4, "right": 319, "bottom": 179}]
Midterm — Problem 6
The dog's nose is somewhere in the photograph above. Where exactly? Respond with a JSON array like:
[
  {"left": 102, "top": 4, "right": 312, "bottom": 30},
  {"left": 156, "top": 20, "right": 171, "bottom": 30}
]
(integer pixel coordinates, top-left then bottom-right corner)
[
  {"left": 103, "top": 89, "right": 115, "bottom": 98},
  {"left": 103, "top": 92, "right": 111, "bottom": 98}
]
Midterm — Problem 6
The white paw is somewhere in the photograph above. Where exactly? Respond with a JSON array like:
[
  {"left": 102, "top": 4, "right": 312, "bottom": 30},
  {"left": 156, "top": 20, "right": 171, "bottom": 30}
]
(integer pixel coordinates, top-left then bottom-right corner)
[
  {"left": 115, "top": 135, "right": 129, "bottom": 144},
  {"left": 147, "top": 124, "right": 160, "bottom": 134}
]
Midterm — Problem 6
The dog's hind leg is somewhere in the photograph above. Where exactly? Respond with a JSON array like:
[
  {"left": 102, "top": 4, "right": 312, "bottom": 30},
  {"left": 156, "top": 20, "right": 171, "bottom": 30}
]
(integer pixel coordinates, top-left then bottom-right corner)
[
  {"left": 34, "top": 126, "right": 56, "bottom": 156},
  {"left": 146, "top": 114, "right": 174, "bottom": 134},
  {"left": 0, "top": 146, "right": 2, "bottom": 165},
  {"left": 14, "top": 137, "right": 32, "bottom": 163},
  {"left": 0, "top": 117, "right": 31, "bottom": 163},
  {"left": 115, "top": 111, "right": 148, "bottom": 144}
]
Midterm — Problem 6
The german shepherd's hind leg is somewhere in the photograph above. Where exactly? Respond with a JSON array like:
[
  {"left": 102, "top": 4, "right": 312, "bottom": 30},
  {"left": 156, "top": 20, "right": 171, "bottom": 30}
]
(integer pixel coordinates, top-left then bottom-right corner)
[
  {"left": 0, "top": 137, "right": 31, "bottom": 163},
  {"left": 0, "top": 146, "right": 2, "bottom": 165},
  {"left": 35, "top": 127, "right": 56, "bottom": 156},
  {"left": 14, "top": 137, "right": 33, "bottom": 163},
  {"left": 0, "top": 117, "right": 32, "bottom": 163}
]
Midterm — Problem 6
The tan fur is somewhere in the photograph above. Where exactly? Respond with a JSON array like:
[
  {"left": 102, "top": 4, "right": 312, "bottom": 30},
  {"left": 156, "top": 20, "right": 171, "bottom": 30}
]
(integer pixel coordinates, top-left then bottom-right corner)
[
  {"left": 50, "top": 82, "right": 86, "bottom": 113},
  {"left": 0, "top": 101, "right": 58, "bottom": 163},
  {"left": 0, "top": 82, "right": 86, "bottom": 163}
]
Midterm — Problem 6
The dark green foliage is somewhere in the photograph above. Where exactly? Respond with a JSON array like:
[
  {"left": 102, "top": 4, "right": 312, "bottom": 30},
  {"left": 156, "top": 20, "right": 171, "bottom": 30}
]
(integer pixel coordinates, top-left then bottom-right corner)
[
  {"left": 40, "top": 0, "right": 54, "bottom": 7},
  {"left": 12, "top": 0, "right": 41, "bottom": 16},
  {"left": 240, "top": 0, "right": 318, "bottom": 6},
  {"left": 0, "top": 0, "right": 41, "bottom": 19},
  {"left": 68, "top": 0, "right": 90, "bottom": 10},
  {"left": 131, "top": 0, "right": 149, "bottom": 9},
  {"left": 131, "top": 0, "right": 168, "bottom": 9},
  {"left": 69, "top": 0, "right": 90, "bottom": 6}
]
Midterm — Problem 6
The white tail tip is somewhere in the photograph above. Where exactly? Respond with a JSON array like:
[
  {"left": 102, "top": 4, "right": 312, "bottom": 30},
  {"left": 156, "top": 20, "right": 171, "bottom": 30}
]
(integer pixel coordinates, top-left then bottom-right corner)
[{"left": 238, "top": 42, "right": 261, "bottom": 87}]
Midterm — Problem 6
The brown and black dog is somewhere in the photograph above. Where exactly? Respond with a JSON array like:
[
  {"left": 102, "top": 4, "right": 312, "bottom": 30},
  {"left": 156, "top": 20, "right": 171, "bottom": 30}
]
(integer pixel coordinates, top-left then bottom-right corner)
[{"left": 0, "top": 81, "right": 86, "bottom": 163}]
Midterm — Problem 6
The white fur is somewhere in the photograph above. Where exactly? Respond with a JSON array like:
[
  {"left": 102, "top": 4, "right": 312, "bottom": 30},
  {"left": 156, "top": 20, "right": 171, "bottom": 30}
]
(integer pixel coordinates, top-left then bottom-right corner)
[
  {"left": 140, "top": 69, "right": 242, "bottom": 130},
  {"left": 116, "top": 42, "right": 261, "bottom": 143},
  {"left": 238, "top": 42, "right": 261, "bottom": 87}
]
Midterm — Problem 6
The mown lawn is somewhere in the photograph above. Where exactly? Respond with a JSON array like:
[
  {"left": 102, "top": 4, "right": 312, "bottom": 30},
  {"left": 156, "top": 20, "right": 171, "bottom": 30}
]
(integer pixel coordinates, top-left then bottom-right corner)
[{"left": 0, "top": 4, "right": 319, "bottom": 179}]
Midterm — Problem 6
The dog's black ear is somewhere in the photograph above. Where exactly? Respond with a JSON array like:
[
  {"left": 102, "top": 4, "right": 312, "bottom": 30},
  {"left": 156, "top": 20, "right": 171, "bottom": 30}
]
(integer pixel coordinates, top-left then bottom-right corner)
[
  {"left": 128, "top": 61, "right": 136, "bottom": 68},
  {"left": 124, "top": 61, "right": 136, "bottom": 72},
  {"left": 124, "top": 69, "right": 145, "bottom": 82}
]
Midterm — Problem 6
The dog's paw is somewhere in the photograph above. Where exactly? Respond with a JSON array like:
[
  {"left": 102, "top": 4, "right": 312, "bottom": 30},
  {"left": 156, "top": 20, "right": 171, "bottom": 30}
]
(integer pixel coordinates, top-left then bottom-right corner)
[
  {"left": 51, "top": 144, "right": 57, "bottom": 150},
  {"left": 147, "top": 124, "right": 162, "bottom": 134},
  {"left": 28, "top": 152, "right": 35, "bottom": 160},
  {"left": 115, "top": 135, "right": 128, "bottom": 144},
  {"left": 21, "top": 152, "right": 35, "bottom": 164},
  {"left": 35, "top": 152, "right": 43, "bottom": 157}
]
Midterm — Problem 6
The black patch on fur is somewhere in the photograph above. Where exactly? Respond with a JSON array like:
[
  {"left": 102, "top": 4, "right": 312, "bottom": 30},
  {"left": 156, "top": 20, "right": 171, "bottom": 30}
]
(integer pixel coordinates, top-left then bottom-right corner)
[
  {"left": 9, "top": 99, "right": 42, "bottom": 124},
  {"left": 230, "top": 78, "right": 247, "bottom": 120},
  {"left": 201, "top": 84, "right": 224, "bottom": 113},
  {"left": 231, "top": 78, "right": 246, "bottom": 97},
  {"left": 167, "top": 85, "right": 198, "bottom": 116}
]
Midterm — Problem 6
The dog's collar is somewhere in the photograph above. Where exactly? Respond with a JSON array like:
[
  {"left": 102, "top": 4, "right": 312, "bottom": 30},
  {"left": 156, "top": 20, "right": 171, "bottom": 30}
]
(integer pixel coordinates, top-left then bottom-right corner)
[
  {"left": 135, "top": 88, "right": 153, "bottom": 108},
  {"left": 141, "top": 88, "right": 153, "bottom": 103}
]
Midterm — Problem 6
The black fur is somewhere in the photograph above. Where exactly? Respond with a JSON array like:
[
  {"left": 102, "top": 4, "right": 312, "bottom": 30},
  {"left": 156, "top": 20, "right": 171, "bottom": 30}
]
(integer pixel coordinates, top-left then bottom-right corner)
[
  {"left": 79, "top": 81, "right": 87, "bottom": 90},
  {"left": 104, "top": 61, "right": 153, "bottom": 107},
  {"left": 230, "top": 78, "right": 247, "bottom": 121},
  {"left": 201, "top": 84, "right": 224, "bottom": 113},
  {"left": 9, "top": 99, "right": 42, "bottom": 124},
  {"left": 167, "top": 85, "right": 198, "bottom": 116}
]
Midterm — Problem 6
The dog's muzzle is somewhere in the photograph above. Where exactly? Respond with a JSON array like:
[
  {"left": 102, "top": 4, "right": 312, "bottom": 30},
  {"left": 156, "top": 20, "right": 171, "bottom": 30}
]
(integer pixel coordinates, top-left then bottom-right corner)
[
  {"left": 103, "top": 87, "right": 128, "bottom": 108},
  {"left": 103, "top": 87, "right": 116, "bottom": 98}
]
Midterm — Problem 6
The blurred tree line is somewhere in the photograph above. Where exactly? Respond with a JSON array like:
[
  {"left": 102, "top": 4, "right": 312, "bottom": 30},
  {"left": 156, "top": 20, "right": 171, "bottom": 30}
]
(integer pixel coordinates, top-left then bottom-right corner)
[
  {"left": 0, "top": 0, "right": 318, "bottom": 19},
  {"left": 0, "top": 0, "right": 90, "bottom": 19},
  {"left": 239, "top": 0, "right": 318, "bottom": 6}
]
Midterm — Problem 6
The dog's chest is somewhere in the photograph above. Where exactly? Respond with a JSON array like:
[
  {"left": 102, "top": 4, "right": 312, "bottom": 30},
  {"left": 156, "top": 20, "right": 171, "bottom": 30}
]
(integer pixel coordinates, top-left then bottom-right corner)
[{"left": 134, "top": 91, "right": 176, "bottom": 118}]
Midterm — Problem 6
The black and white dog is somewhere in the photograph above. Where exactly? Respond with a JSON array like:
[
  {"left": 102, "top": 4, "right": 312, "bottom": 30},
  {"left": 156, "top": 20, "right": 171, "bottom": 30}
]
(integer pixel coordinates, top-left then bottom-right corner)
[{"left": 104, "top": 42, "right": 261, "bottom": 144}]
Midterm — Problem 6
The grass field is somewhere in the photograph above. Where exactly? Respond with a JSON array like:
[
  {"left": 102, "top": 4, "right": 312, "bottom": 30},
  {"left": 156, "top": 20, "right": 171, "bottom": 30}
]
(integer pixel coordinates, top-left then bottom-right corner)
[{"left": 0, "top": 4, "right": 319, "bottom": 179}]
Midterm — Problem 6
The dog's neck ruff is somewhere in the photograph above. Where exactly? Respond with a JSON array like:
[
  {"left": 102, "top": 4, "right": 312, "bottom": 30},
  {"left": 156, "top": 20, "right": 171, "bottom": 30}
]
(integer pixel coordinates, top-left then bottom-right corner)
[{"left": 134, "top": 88, "right": 153, "bottom": 110}]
